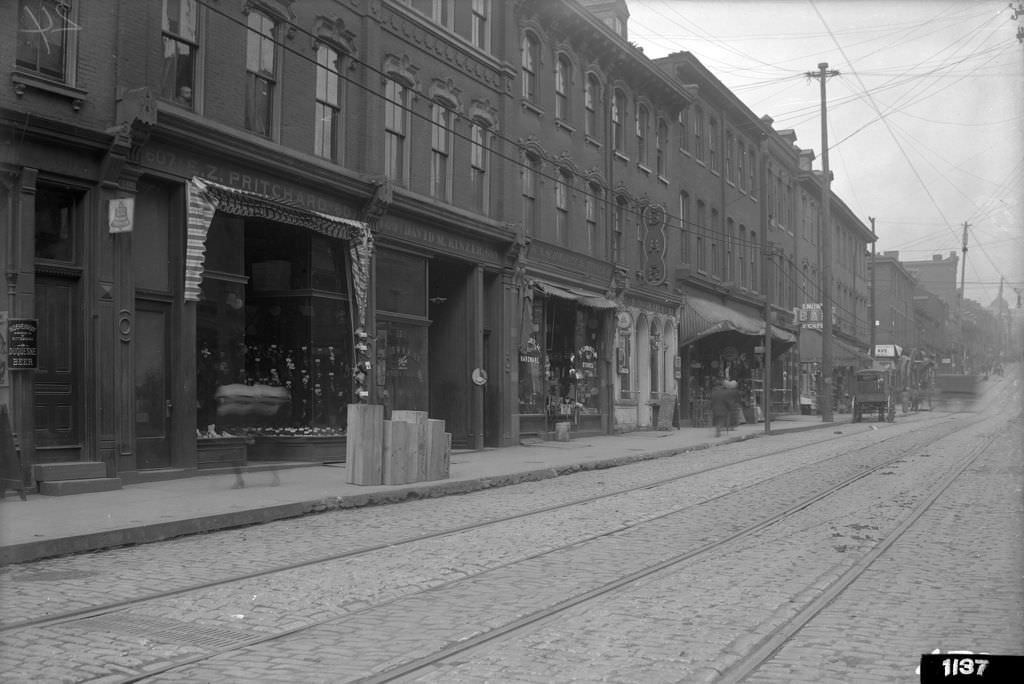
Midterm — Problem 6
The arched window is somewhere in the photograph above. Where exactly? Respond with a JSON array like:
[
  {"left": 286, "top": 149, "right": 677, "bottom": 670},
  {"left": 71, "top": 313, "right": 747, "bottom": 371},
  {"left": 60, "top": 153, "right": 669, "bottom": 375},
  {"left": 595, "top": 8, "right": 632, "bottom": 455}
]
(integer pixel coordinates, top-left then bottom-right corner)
[
  {"left": 585, "top": 73, "right": 600, "bottom": 138},
  {"left": 430, "top": 102, "right": 453, "bottom": 201},
  {"left": 656, "top": 117, "right": 668, "bottom": 176},
  {"left": 555, "top": 54, "right": 571, "bottom": 120},
  {"left": 521, "top": 32, "right": 539, "bottom": 102},
  {"left": 636, "top": 104, "right": 649, "bottom": 165},
  {"left": 522, "top": 153, "right": 540, "bottom": 235},
  {"left": 555, "top": 169, "right": 571, "bottom": 245},
  {"left": 585, "top": 183, "right": 601, "bottom": 255},
  {"left": 384, "top": 78, "right": 409, "bottom": 183},
  {"left": 612, "top": 89, "right": 626, "bottom": 153},
  {"left": 470, "top": 122, "right": 490, "bottom": 213},
  {"left": 693, "top": 106, "right": 705, "bottom": 162}
]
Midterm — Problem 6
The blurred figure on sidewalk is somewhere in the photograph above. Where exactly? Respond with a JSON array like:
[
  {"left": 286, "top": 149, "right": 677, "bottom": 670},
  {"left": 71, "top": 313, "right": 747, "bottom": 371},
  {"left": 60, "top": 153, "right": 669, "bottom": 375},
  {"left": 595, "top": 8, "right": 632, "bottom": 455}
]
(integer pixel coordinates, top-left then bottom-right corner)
[{"left": 710, "top": 379, "right": 731, "bottom": 438}]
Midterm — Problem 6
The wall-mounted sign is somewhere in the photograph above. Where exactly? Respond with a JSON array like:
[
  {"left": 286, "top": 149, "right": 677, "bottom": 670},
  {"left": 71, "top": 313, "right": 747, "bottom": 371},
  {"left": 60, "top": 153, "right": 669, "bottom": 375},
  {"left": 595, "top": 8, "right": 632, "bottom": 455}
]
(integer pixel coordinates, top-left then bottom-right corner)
[
  {"left": 616, "top": 310, "right": 633, "bottom": 329},
  {"left": 8, "top": 318, "right": 38, "bottom": 370},
  {"left": 108, "top": 197, "right": 135, "bottom": 233},
  {"left": 471, "top": 368, "right": 488, "bottom": 386}
]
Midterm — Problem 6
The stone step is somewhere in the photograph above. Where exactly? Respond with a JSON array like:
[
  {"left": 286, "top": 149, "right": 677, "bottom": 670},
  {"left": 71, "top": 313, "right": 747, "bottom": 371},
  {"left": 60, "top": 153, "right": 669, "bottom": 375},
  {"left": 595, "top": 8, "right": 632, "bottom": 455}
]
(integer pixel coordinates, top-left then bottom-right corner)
[
  {"left": 33, "top": 461, "right": 108, "bottom": 482},
  {"left": 38, "top": 477, "right": 122, "bottom": 496}
]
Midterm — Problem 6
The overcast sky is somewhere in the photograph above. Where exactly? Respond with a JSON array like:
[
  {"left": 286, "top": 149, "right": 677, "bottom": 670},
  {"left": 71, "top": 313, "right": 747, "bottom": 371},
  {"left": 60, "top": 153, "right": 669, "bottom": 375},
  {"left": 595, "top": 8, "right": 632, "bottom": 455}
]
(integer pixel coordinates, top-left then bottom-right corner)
[{"left": 627, "top": 0, "right": 1024, "bottom": 308}]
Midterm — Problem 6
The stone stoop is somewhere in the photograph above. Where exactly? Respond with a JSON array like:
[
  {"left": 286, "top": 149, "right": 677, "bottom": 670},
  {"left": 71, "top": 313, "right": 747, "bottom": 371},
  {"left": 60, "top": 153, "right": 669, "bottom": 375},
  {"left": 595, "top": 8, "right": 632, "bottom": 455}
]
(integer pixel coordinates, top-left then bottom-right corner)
[{"left": 33, "top": 462, "right": 122, "bottom": 496}]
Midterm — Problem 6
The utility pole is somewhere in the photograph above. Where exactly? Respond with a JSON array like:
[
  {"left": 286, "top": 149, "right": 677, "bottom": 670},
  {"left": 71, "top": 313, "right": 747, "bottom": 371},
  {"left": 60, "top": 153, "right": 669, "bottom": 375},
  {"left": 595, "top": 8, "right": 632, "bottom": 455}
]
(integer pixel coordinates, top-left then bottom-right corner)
[
  {"left": 959, "top": 221, "right": 970, "bottom": 371},
  {"left": 808, "top": 62, "right": 840, "bottom": 422},
  {"left": 868, "top": 217, "right": 876, "bottom": 352},
  {"left": 763, "top": 244, "right": 774, "bottom": 434}
]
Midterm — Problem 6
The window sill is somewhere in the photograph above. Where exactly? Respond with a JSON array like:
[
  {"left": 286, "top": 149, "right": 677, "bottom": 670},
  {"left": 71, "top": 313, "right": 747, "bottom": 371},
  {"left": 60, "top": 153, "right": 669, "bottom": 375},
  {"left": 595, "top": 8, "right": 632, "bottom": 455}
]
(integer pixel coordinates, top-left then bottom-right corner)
[
  {"left": 636, "top": 163, "right": 652, "bottom": 175},
  {"left": 585, "top": 135, "right": 602, "bottom": 149},
  {"left": 11, "top": 70, "right": 88, "bottom": 111},
  {"left": 657, "top": 175, "right": 670, "bottom": 186},
  {"left": 521, "top": 99, "right": 544, "bottom": 117},
  {"left": 614, "top": 151, "right": 630, "bottom": 164},
  {"left": 555, "top": 118, "right": 575, "bottom": 134}
]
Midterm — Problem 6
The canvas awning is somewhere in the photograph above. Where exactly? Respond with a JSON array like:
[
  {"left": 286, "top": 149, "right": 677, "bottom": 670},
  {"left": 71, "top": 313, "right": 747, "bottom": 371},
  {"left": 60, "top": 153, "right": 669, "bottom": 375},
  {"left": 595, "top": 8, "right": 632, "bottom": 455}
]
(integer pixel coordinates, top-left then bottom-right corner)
[
  {"left": 185, "top": 177, "right": 373, "bottom": 326},
  {"left": 532, "top": 279, "right": 617, "bottom": 309},
  {"left": 798, "top": 328, "right": 871, "bottom": 366},
  {"left": 679, "top": 295, "right": 796, "bottom": 348}
]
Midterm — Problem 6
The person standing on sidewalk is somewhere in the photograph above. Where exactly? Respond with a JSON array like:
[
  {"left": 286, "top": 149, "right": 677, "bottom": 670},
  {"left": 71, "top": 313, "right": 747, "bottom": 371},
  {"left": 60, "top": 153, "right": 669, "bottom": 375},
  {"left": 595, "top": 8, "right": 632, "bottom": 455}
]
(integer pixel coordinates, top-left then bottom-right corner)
[{"left": 710, "top": 380, "right": 731, "bottom": 437}]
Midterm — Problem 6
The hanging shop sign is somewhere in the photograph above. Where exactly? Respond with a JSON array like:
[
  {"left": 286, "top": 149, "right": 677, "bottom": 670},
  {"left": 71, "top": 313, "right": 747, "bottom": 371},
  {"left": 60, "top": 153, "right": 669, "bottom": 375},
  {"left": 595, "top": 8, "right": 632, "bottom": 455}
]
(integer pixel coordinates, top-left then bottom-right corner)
[
  {"left": 7, "top": 318, "right": 38, "bottom": 370},
  {"left": 673, "top": 355, "right": 682, "bottom": 380}
]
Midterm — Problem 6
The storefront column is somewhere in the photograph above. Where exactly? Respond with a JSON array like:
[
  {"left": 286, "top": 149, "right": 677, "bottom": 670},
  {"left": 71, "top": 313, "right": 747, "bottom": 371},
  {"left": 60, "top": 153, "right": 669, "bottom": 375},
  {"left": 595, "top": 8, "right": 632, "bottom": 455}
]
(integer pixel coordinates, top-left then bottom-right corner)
[{"left": 470, "top": 266, "right": 484, "bottom": 450}]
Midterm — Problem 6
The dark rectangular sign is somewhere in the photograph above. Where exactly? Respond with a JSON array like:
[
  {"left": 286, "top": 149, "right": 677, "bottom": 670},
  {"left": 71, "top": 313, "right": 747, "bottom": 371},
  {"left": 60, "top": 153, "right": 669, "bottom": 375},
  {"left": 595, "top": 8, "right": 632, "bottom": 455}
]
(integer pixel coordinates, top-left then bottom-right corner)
[{"left": 8, "top": 318, "right": 38, "bottom": 370}]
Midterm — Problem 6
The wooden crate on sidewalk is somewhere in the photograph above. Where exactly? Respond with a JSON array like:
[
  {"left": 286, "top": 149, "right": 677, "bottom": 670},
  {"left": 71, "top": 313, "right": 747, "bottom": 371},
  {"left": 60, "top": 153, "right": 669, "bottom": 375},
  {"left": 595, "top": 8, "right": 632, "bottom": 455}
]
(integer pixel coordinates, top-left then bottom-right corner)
[{"left": 346, "top": 404, "right": 383, "bottom": 485}]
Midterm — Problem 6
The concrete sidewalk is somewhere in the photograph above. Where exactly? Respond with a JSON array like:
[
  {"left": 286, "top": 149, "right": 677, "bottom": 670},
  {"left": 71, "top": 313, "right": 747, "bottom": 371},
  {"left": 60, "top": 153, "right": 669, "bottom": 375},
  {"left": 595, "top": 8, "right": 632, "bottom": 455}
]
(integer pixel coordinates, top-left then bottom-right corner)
[{"left": 0, "top": 414, "right": 846, "bottom": 565}]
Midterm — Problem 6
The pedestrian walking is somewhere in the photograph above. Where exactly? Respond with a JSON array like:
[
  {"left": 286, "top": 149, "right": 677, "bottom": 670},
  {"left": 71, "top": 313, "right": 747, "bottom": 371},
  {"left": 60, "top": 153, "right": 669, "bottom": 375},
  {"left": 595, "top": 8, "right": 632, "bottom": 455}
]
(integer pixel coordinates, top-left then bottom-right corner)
[
  {"left": 710, "top": 380, "right": 731, "bottom": 437},
  {"left": 724, "top": 380, "right": 741, "bottom": 431}
]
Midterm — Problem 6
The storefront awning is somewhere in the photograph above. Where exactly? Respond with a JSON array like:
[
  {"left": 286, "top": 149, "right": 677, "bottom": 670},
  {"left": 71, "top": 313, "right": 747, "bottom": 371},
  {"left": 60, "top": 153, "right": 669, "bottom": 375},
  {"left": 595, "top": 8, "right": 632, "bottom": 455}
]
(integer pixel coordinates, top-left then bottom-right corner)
[
  {"left": 679, "top": 295, "right": 796, "bottom": 348},
  {"left": 185, "top": 177, "right": 373, "bottom": 327},
  {"left": 798, "top": 328, "right": 871, "bottom": 366},
  {"left": 532, "top": 279, "right": 617, "bottom": 309}
]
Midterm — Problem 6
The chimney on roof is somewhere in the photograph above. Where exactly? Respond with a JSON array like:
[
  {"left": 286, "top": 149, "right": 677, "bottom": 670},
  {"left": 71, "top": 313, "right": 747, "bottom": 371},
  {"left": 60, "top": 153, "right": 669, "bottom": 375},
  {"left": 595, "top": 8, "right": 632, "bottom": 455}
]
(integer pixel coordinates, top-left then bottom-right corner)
[
  {"left": 884, "top": 250, "right": 899, "bottom": 259},
  {"left": 933, "top": 254, "right": 942, "bottom": 261},
  {"left": 579, "top": 0, "right": 630, "bottom": 40}
]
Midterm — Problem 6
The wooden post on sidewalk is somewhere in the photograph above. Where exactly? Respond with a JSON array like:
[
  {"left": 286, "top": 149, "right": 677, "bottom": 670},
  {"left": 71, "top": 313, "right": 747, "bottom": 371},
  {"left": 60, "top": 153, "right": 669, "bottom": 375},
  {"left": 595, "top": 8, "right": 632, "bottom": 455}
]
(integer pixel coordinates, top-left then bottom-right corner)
[{"left": 345, "top": 404, "right": 383, "bottom": 485}]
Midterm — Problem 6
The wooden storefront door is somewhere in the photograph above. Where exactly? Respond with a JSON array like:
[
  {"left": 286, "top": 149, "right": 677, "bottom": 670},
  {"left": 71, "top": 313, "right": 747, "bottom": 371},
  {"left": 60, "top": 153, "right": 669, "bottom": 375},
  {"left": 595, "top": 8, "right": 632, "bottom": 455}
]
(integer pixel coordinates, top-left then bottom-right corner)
[
  {"left": 33, "top": 273, "right": 81, "bottom": 461},
  {"left": 134, "top": 300, "right": 173, "bottom": 469}
]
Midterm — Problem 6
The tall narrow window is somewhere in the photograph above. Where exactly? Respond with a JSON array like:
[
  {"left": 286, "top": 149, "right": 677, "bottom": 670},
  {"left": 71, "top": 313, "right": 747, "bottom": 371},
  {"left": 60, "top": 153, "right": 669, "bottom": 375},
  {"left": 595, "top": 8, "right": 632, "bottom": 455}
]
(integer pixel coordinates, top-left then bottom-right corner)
[
  {"left": 555, "top": 55, "right": 570, "bottom": 120},
  {"left": 160, "top": 0, "right": 197, "bottom": 106},
  {"left": 739, "top": 225, "right": 748, "bottom": 288},
  {"left": 471, "top": 0, "right": 490, "bottom": 51},
  {"left": 678, "top": 108, "right": 689, "bottom": 153},
  {"left": 431, "top": 104, "right": 452, "bottom": 201},
  {"left": 470, "top": 123, "right": 489, "bottom": 213},
  {"left": 612, "top": 89, "right": 626, "bottom": 153},
  {"left": 738, "top": 142, "right": 746, "bottom": 191},
  {"left": 314, "top": 45, "right": 341, "bottom": 161},
  {"left": 636, "top": 105, "right": 649, "bottom": 165},
  {"left": 679, "top": 191, "right": 691, "bottom": 264},
  {"left": 708, "top": 118, "right": 718, "bottom": 173},
  {"left": 725, "top": 218, "right": 735, "bottom": 282},
  {"left": 245, "top": 10, "right": 276, "bottom": 137},
  {"left": 522, "top": 154, "right": 539, "bottom": 235},
  {"left": 693, "top": 107, "right": 704, "bottom": 162},
  {"left": 613, "top": 197, "right": 626, "bottom": 263},
  {"left": 656, "top": 117, "right": 668, "bottom": 176},
  {"left": 725, "top": 131, "right": 734, "bottom": 183},
  {"left": 649, "top": 322, "right": 660, "bottom": 395},
  {"left": 555, "top": 171, "right": 570, "bottom": 245},
  {"left": 585, "top": 184, "right": 601, "bottom": 255},
  {"left": 585, "top": 74, "right": 599, "bottom": 138},
  {"left": 17, "top": 0, "right": 80, "bottom": 83},
  {"left": 748, "top": 149, "right": 758, "bottom": 195},
  {"left": 750, "top": 230, "right": 759, "bottom": 291},
  {"left": 696, "top": 200, "right": 706, "bottom": 271},
  {"left": 384, "top": 78, "right": 408, "bottom": 183},
  {"left": 521, "top": 33, "right": 538, "bottom": 102},
  {"left": 710, "top": 208, "right": 720, "bottom": 276},
  {"left": 432, "top": 0, "right": 452, "bottom": 28}
]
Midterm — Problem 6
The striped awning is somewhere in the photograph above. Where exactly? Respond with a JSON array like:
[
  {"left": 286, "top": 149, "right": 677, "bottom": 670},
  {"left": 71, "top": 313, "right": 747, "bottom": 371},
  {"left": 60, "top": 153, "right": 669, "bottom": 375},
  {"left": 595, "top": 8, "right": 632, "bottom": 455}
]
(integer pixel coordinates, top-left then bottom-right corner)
[
  {"left": 532, "top": 279, "right": 617, "bottom": 309},
  {"left": 185, "top": 177, "right": 371, "bottom": 303},
  {"left": 679, "top": 295, "right": 796, "bottom": 348}
]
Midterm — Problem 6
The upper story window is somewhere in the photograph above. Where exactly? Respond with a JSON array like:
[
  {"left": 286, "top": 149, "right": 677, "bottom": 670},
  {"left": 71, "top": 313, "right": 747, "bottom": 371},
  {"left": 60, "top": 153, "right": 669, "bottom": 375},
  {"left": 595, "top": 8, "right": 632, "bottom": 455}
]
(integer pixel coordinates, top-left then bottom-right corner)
[
  {"left": 471, "top": 0, "right": 490, "bottom": 51},
  {"left": 741, "top": 141, "right": 749, "bottom": 191},
  {"left": 584, "top": 74, "right": 599, "bottom": 139},
  {"left": 748, "top": 149, "right": 758, "bottom": 196},
  {"left": 656, "top": 118, "right": 668, "bottom": 177},
  {"left": 725, "top": 131, "right": 735, "bottom": 183},
  {"left": 470, "top": 123, "right": 490, "bottom": 213},
  {"left": 738, "top": 225, "right": 748, "bottom": 288},
  {"left": 17, "top": 0, "right": 81, "bottom": 84},
  {"left": 710, "top": 208, "right": 721, "bottom": 276},
  {"left": 432, "top": 0, "right": 452, "bottom": 29},
  {"left": 612, "top": 196, "right": 627, "bottom": 264},
  {"left": 612, "top": 89, "right": 626, "bottom": 153},
  {"left": 708, "top": 117, "right": 719, "bottom": 173},
  {"left": 161, "top": 0, "right": 197, "bottom": 107},
  {"left": 585, "top": 183, "right": 601, "bottom": 255},
  {"left": 522, "top": 153, "right": 540, "bottom": 235},
  {"left": 636, "top": 104, "right": 649, "bottom": 165},
  {"left": 725, "top": 217, "right": 735, "bottom": 282},
  {"left": 555, "top": 54, "right": 571, "bottom": 121},
  {"left": 430, "top": 103, "right": 453, "bottom": 201},
  {"left": 384, "top": 78, "right": 410, "bottom": 184},
  {"left": 314, "top": 45, "right": 341, "bottom": 161},
  {"left": 679, "top": 191, "right": 691, "bottom": 264},
  {"left": 521, "top": 32, "right": 539, "bottom": 102},
  {"left": 693, "top": 107, "right": 705, "bottom": 162},
  {"left": 678, "top": 109, "right": 689, "bottom": 153},
  {"left": 245, "top": 10, "right": 277, "bottom": 137},
  {"left": 555, "top": 170, "right": 571, "bottom": 245},
  {"left": 695, "top": 200, "right": 707, "bottom": 271}
]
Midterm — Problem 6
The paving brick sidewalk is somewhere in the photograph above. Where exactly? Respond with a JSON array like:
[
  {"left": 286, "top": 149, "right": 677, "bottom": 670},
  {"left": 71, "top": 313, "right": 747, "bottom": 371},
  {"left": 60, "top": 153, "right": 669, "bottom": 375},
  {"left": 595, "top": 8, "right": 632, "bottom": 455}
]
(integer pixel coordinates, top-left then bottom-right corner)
[{"left": 0, "top": 414, "right": 844, "bottom": 565}]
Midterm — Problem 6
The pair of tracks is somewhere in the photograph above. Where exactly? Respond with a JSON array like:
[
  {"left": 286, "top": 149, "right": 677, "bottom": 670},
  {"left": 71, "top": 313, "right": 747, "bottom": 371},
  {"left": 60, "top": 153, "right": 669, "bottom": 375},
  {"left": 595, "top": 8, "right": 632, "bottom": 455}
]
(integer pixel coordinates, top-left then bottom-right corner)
[{"left": 3, "top": 398, "right": 1009, "bottom": 683}]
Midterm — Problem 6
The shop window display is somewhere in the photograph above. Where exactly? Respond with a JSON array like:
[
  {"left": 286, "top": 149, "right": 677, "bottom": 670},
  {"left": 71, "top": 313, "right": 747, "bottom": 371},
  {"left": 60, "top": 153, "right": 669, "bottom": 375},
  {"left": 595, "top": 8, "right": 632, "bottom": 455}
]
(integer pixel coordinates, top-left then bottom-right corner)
[
  {"left": 196, "top": 219, "right": 352, "bottom": 438},
  {"left": 536, "top": 297, "right": 603, "bottom": 425}
]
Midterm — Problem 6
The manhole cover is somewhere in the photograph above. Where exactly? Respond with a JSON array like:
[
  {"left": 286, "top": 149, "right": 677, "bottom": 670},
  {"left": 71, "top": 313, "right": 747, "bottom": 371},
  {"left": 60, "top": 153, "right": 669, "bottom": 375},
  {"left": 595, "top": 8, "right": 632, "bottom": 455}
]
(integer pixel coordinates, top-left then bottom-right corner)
[{"left": 55, "top": 613, "right": 256, "bottom": 649}]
